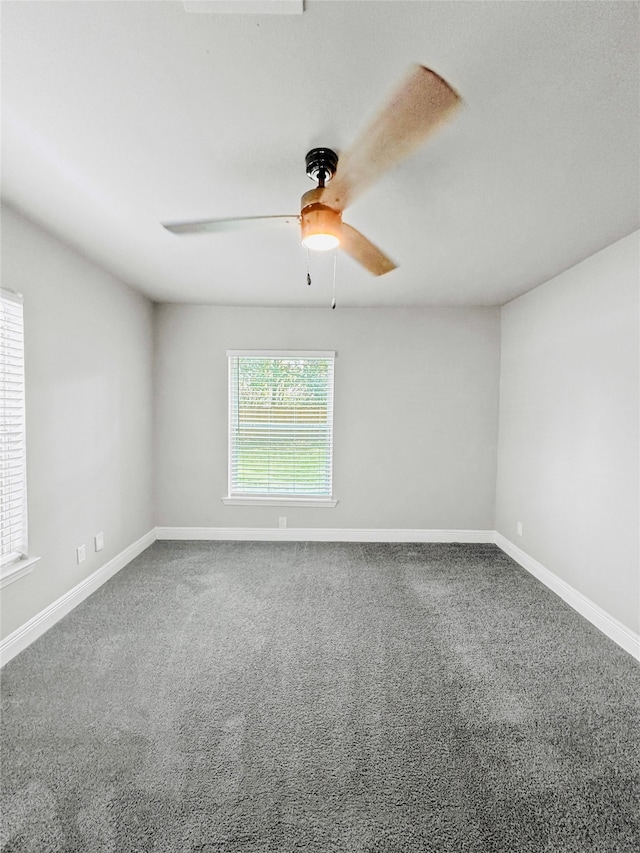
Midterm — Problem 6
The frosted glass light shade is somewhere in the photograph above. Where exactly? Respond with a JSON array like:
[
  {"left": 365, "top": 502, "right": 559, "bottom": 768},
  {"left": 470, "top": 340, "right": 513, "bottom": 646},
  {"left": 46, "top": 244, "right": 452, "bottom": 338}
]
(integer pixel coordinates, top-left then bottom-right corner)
[{"left": 302, "top": 232, "right": 340, "bottom": 251}]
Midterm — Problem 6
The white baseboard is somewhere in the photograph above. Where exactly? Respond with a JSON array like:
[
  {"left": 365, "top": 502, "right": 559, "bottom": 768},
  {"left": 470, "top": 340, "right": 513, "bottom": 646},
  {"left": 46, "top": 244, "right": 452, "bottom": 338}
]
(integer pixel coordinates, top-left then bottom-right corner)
[
  {"left": 494, "top": 532, "right": 640, "bottom": 661},
  {"left": 155, "top": 526, "right": 495, "bottom": 543},
  {"left": 0, "top": 529, "right": 157, "bottom": 668}
]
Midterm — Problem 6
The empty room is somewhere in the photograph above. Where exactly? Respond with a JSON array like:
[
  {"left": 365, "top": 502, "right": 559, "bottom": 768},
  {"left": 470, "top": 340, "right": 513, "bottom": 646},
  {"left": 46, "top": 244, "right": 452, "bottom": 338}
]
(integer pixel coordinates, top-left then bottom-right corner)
[{"left": 1, "top": 1, "right": 638, "bottom": 851}]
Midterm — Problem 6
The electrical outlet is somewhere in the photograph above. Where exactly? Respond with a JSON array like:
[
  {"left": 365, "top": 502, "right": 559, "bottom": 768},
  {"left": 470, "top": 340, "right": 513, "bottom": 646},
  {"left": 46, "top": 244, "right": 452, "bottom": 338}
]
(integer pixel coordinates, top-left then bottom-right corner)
[
  {"left": 94, "top": 532, "right": 104, "bottom": 552},
  {"left": 279, "top": 517, "right": 287, "bottom": 529},
  {"left": 517, "top": 522, "right": 523, "bottom": 537},
  {"left": 77, "top": 544, "right": 86, "bottom": 564}
]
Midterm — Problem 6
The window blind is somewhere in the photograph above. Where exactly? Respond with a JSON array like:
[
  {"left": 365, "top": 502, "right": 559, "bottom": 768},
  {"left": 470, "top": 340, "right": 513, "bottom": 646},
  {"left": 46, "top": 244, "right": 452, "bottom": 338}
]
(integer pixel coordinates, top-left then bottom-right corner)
[
  {"left": 0, "top": 290, "right": 27, "bottom": 568},
  {"left": 228, "top": 351, "right": 334, "bottom": 498}
]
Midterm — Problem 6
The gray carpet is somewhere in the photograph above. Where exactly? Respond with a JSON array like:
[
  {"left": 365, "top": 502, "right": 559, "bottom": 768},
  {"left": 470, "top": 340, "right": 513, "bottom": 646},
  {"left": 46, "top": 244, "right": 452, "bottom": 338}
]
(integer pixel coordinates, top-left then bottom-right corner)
[{"left": 1, "top": 541, "right": 639, "bottom": 852}]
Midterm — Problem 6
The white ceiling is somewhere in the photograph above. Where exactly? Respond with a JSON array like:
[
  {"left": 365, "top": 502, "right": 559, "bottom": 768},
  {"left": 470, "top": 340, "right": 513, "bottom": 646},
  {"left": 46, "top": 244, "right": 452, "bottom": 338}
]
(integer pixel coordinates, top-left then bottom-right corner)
[{"left": 2, "top": 0, "right": 638, "bottom": 307}]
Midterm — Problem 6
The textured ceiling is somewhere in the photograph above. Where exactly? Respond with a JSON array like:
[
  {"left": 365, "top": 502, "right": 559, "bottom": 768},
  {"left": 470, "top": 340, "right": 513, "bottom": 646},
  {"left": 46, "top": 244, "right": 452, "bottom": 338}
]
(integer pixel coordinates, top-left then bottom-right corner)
[{"left": 1, "top": 1, "right": 638, "bottom": 307}]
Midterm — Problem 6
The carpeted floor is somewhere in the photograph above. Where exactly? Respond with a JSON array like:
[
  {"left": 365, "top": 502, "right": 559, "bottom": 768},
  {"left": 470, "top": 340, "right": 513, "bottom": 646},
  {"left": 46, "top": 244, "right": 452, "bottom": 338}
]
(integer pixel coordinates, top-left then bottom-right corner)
[{"left": 1, "top": 541, "right": 639, "bottom": 852}]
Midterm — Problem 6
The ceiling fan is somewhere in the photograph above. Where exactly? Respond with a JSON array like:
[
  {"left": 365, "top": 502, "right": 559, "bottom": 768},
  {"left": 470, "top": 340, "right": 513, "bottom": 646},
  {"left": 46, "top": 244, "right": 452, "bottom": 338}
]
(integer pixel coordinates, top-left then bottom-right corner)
[{"left": 162, "top": 65, "right": 461, "bottom": 276}]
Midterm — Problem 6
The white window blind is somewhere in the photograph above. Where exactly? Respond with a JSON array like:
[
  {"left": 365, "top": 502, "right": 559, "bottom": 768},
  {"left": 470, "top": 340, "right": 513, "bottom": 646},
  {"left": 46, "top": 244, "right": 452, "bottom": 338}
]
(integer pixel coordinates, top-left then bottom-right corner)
[
  {"left": 228, "top": 351, "right": 334, "bottom": 498},
  {"left": 0, "top": 290, "right": 27, "bottom": 569}
]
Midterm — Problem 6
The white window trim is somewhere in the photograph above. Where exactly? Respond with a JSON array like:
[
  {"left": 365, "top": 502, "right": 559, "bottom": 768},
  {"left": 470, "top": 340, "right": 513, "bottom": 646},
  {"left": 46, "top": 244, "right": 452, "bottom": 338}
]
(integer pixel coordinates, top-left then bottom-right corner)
[
  {"left": 222, "top": 496, "right": 338, "bottom": 507},
  {"left": 0, "top": 554, "right": 40, "bottom": 589},
  {"left": 224, "top": 350, "right": 336, "bottom": 505},
  {"left": 0, "top": 289, "right": 38, "bottom": 585},
  {"left": 226, "top": 350, "right": 335, "bottom": 359}
]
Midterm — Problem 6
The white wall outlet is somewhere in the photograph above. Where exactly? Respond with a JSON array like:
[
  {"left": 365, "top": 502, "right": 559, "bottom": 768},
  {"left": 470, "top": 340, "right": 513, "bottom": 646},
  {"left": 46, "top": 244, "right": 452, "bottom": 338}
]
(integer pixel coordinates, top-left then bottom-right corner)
[
  {"left": 517, "top": 521, "right": 523, "bottom": 537},
  {"left": 278, "top": 517, "right": 287, "bottom": 529},
  {"left": 76, "top": 544, "right": 86, "bottom": 564},
  {"left": 94, "top": 532, "right": 104, "bottom": 552}
]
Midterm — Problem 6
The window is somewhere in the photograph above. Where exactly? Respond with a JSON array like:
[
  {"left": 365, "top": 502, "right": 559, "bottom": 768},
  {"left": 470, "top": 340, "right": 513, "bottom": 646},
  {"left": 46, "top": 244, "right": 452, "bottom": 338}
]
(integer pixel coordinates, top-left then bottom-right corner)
[
  {"left": 225, "top": 350, "right": 336, "bottom": 506},
  {"left": 0, "top": 289, "right": 34, "bottom": 584}
]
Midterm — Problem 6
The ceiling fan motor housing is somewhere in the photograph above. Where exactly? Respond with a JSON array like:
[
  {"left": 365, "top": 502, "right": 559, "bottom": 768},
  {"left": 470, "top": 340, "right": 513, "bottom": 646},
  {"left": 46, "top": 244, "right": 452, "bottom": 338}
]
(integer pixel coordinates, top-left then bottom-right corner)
[{"left": 300, "top": 187, "right": 342, "bottom": 245}]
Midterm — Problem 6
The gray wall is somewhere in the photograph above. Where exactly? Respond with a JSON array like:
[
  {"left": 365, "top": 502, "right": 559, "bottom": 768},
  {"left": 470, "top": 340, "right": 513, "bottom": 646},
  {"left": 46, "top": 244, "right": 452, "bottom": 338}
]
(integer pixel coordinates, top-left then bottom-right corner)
[
  {"left": 495, "top": 231, "right": 639, "bottom": 633},
  {"left": 1, "top": 207, "right": 155, "bottom": 639},
  {"left": 154, "top": 305, "right": 501, "bottom": 531}
]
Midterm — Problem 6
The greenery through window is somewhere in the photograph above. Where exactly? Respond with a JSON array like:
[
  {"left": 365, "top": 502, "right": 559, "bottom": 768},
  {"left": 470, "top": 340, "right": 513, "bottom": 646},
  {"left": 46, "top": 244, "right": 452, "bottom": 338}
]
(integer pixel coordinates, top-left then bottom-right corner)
[{"left": 228, "top": 352, "right": 334, "bottom": 498}]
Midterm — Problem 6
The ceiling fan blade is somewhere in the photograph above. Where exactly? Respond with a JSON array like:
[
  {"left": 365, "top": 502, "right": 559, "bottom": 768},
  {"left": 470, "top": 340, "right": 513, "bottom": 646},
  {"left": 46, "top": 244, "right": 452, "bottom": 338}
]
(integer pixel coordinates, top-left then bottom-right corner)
[
  {"left": 341, "top": 223, "right": 397, "bottom": 276},
  {"left": 163, "top": 214, "right": 299, "bottom": 234},
  {"left": 322, "top": 65, "right": 461, "bottom": 212}
]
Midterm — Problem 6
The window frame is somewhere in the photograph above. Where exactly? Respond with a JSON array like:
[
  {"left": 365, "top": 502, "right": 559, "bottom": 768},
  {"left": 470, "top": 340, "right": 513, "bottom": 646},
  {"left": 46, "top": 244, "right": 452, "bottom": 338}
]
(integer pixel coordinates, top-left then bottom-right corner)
[
  {"left": 0, "top": 289, "right": 39, "bottom": 588},
  {"left": 223, "top": 350, "right": 337, "bottom": 507}
]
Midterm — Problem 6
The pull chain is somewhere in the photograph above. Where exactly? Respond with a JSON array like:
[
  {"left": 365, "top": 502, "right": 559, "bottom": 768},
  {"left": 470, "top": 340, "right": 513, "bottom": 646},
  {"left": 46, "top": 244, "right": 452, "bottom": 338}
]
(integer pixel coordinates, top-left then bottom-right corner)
[
  {"left": 331, "top": 252, "right": 337, "bottom": 309},
  {"left": 306, "top": 247, "right": 312, "bottom": 286}
]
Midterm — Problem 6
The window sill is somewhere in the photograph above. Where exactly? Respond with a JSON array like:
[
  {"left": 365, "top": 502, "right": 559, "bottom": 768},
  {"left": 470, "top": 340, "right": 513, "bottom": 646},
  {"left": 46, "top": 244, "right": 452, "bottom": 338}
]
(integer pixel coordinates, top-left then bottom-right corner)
[
  {"left": 0, "top": 555, "right": 41, "bottom": 589},
  {"left": 222, "top": 496, "right": 337, "bottom": 508}
]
